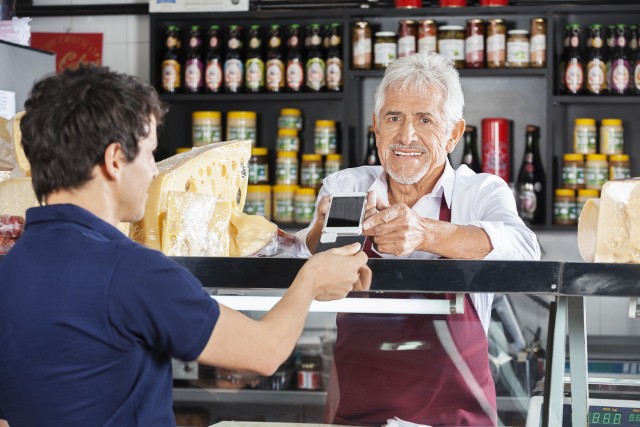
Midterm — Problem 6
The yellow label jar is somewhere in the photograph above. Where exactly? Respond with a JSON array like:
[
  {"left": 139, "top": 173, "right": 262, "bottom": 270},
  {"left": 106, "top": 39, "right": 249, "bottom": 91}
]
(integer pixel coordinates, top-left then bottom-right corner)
[
  {"left": 573, "top": 118, "right": 597, "bottom": 154},
  {"left": 599, "top": 119, "right": 624, "bottom": 155},
  {"left": 278, "top": 108, "right": 303, "bottom": 130},
  {"left": 585, "top": 154, "right": 608, "bottom": 190},
  {"left": 192, "top": 111, "right": 222, "bottom": 147},
  {"left": 576, "top": 188, "right": 599, "bottom": 220},
  {"left": 273, "top": 184, "right": 298, "bottom": 224},
  {"left": 314, "top": 120, "right": 337, "bottom": 155},
  {"left": 276, "top": 151, "right": 298, "bottom": 185},
  {"left": 294, "top": 187, "right": 317, "bottom": 224},
  {"left": 227, "top": 111, "right": 257, "bottom": 146},
  {"left": 553, "top": 188, "right": 576, "bottom": 225},
  {"left": 300, "top": 154, "right": 323, "bottom": 190},
  {"left": 608, "top": 154, "right": 631, "bottom": 180},
  {"left": 244, "top": 185, "right": 272, "bottom": 220},
  {"left": 248, "top": 147, "right": 269, "bottom": 185},
  {"left": 561, "top": 153, "right": 584, "bottom": 190},
  {"left": 324, "top": 153, "right": 342, "bottom": 178},
  {"left": 276, "top": 128, "right": 300, "bottom": 152}
]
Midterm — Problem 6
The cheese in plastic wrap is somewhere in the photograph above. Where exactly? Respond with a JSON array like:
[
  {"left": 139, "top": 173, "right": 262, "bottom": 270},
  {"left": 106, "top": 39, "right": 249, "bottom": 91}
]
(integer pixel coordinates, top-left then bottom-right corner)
[
  {"left": 229, "top": 210, "right": 278, "bottom": 257},
  {"left": 162, "top": 191, "right": 232, "bottom": 256},
  {"left": 131, "top": 140, "right": 251, "bottom": 250}
]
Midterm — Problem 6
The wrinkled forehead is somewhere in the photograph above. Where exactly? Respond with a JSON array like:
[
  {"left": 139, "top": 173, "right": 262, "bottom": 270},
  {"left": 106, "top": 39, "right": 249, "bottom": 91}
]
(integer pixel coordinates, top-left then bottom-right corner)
[{"left": 381, "top": 84, "right": 446, "bottom": 116}]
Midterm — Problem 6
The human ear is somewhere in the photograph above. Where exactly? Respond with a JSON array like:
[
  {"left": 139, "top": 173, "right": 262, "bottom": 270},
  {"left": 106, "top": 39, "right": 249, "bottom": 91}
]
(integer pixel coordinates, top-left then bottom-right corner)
[
  {"left": 103, "top": 142, "right": 125, "bottom": 180},
  {"left": 446, "top": 120, "right": 465, "bottom": 153}
]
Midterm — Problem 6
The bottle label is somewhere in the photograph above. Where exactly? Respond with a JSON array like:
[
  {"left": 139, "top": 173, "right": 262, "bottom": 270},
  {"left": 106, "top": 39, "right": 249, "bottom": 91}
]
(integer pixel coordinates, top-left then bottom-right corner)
[
  {"left": 294, "top": 199, "right": 316, "bottom": 223},
  {"left": 518, "top": 183, "right": 537, "bottom": 222},
  {"left": 276, "top": 160, "right": 298, "bottom": 185},
  {"left": 244, "top": 199, "right": 269, "bottom": 218},
  {"left": 228, "top": 126, "right": 256, "bottom": 144},
  {"left": 245, "top": 58, "right": 265, "bottom": 90},
  {"left": 609, "top": 165, "right": 631, "bottom": 180},
  {"left": 565, "top": 61, "right": 584, "bottom": 93},
  {"left": 418, "top": 35, "right": 437, "bottom": 53},
  {"left": 486, "top": 34, "right": 506, "bottom": 64},
  {"left": 224, "top": 59, "right": 244, "bottom": 91},
  {"left": 374, "top": 42, "right": 397, "bottom": 66},
  {"left": 266, "top": 59, "right": 285, "bottom": 91},
  {"left": 301, "top": 164, "right": 323, "bottom": 187},
  {"left": 554, "top": 200, "right": 575, "bottom": 223},
  {"left": 326, "top": 57, "right": 343, "bottom": 90},
  {"left": 184, "top": 59, "right": 203, "bottom": 91},
  {"left": 193, "top": 124, "right": 221, "bottom": 147},
  {"left": 314, "top": 129, "right": 337, "bottom": 155},
  {"left": 530, "top": 34, "right": 546, "bottom": 54},
  {"left": 507, "top": 40, "right": 529, "bottom": 65},
  {"left": 438, "top": 39, "right": 464, "bottom": 61},
  {"left": 587, "top": 59, "right": 607, "bottom": 94},
  {"left": 161, "top": 60, "right": 181, "bottom": 91},
  {"left": 573, "top": 128, "right": 596, "bottom": 154},
  {"left": 353, "top": 39, "right": 372, "bottom": 67},
  {"left": 585, "top": 164, "right": 608, "bottom": 190},
  {"left": 562, "top": 164, "right": 585, "bottom": 187},
  {"left": 635, "top": 62, "right": 640, "bottom": 92},
  {"left": 398, "top": 35, "right": 416, "bottom": 58},
  {"left": 611, "top": 60, "right": 631, "bottom": 93},
  {"left": 274, "top": 197, "right": 295, "bottom": 223},
  {"left": 306, "top": 57, "right": 326, "bottom": 91},
  {"left": 205, "top": 60, "right": 223, "bottom": 91},
  {"left": 286, "top": 59, "right": 304, "bottom": 91},
  {"left": 465, "top": 34, "right": 484, "bottom": 64},
  {"left": 248, "top": 163, "right": 268, "bottom": 184},
  {"left": 276, "top": 136, "right": 299, "bottom": 152}
]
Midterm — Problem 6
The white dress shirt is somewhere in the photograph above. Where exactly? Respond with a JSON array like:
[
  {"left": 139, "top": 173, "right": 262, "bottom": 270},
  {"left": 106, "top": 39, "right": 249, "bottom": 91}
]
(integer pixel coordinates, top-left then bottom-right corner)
[{"left": 294, "top": 161, "right": 541, "bottom": 333}]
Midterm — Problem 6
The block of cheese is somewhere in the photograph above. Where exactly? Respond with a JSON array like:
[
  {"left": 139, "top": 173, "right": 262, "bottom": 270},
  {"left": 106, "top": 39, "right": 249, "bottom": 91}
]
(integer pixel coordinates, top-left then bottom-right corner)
[
  {"left": 11, "top": 112, "right": 29, "bottom": 176},
  {"left": 0, "top": 117, "right": 13, "bottom": 170},
  {"left": 162, "top": 191, "right": 232, "bottom": 256},
  {"left": 0, "top": 177, "right": 38, "bottom": 217},
  {"left": 131, "top": 140, "right": 251, "bottom": 250},
  {"left": 229, "top": 210, "right": 278, "bottom": 257},
  {"left": 577, "top": 178, "right": 640, "bottom": 263}
]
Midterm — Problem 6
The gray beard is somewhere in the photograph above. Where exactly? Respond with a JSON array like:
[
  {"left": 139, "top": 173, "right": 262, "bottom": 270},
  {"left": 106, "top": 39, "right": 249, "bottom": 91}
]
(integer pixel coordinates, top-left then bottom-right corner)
[{"left": 384, "top": 146, "right": 430, "bottom": 185}]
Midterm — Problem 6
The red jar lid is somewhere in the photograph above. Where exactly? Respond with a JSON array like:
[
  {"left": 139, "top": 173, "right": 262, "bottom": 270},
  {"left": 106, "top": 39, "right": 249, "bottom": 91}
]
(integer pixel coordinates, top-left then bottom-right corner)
[
  {"left": 395, "top": 0, "right": 422, "bottom": 7},
  {"left": 439, "top": 0, "right": 466, "bottom": 6},
  {"left": 479, "top": 0, "right": 508, "bottom": 5}
]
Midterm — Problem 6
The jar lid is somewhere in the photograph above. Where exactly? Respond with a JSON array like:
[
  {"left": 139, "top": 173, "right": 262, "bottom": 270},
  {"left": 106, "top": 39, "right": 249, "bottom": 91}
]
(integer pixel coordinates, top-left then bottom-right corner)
[
  {"left": 586, "top": 154, "right": 607, "bottom": 161},
  {"left": 296, "top": 187, "right": 317, "bottom": 196},
  {"left": 575, "top": 118, "right": 596, "bottom": 126},
  {"left": 176, "top": 147, "right": 192, "bottom": 154},
  {"left": 228, "top": 111, "right": 257, "bottom": 119},
  {"left": 609, "top": 154, "right": 629, "bottom": 162},
  {"left": 326, "top": 154, "right": 342, "bottom": 161},
  {"left": 278, "top": 128, "right": 298, "bottom": 136},
  {"left": 316, "top": 120, "right": 336, "bottom": 127},
  {"left": 302, "top": 154, "right": 322, "bottom": 161},
  {"left": 439, "top": 25, "right": 465, "bottom": 31},
  {"left": 248, "top": 184, "right": 271, "bottom": 193},
  {"left": 277, "top": 151, "right": 297, "bottom": 158},
  {"left": 192, "top": 111, "right": 221, "bottom": 119},
  {"left": 555, "top": 188, "right": 575, "bottom": 197},
  {"left": 375, "top": 31, "right": 396, "bottom": 37},
  {"left": 273, "top": 184, "right": 299, "bottom": 193},
  {"left": 508, "top": 29, "right": 529, "bottom": 35},
  {"left": 563, "top": 153, "right": 584, "bottom": 161},
  {"left": 577, "top": 189, "right": 600, "bottom": 197},
  {"left": 601, "top": 118, "right": 623, "bottom": 126},
  {"left": 251, "top": 147, "right": 268, "bottom": 156},
  {"left": 280, "top": 108, "right": 302, "bottom": 116}
]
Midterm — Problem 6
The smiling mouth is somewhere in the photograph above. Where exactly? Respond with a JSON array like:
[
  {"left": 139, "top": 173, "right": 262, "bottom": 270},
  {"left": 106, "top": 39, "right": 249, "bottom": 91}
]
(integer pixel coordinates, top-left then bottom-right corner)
[{"left": 393, "top": 150, "right": 423, "bottom": 157}]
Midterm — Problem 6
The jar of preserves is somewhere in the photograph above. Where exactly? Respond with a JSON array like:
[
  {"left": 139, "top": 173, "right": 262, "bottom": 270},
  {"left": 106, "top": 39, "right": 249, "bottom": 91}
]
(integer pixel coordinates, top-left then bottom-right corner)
[
  {"left": 599, "top": 118, "right": 624, "bottom": 155},
  {"left": 486, "top": 18, "right": 506, "bottom": 68},
  {"left": 585, "top": 154, "right": 608, "bottom": 190},
  {"left": 244, "top": 185, "right": 272, "bottom": 219},
  {"left": 227, "top": 111, "right": 257, "bottom": 146},
  {"left": 418, "top": 20, "right": 438, "bottom": 54},
  {"left": 398, "top": 20, "right": 417, "bottom": 58},
  {"left": 352, "top": 21, "right": 372, "bottom": 70},
  {"left": 278, "top": 108, "right": 303, "bottom": 131},
  {"left": 576, "top": 188, "right": 599, "bottom": 219},
  {"left": 374, "top": 31, "right": 397, "bottom": 69},
  {"left": 276, "top": 128, "right": 300, "bottom": 152},
  {"left": 561, "top": 153, "right": 584, "bottom": 190},
  {"left": 608, "top": 154, "right": 631, "bottom": 180},
  {"left": 439, "top": 0, "right": 466, "bottom": 6},
  {"left": 297, "top": 354, "right": 323, "bottom": 390},
  {"left": 507, "top": 30, "right": 530, "bottom": 68},
  {"left": 301, "top": 154, "right": 323, "bottom": 190},
  {"left": 324, "top": 153, "right": 342, "bottom": 178},
  {"left": 314, "top": 120, "right": 337, "bottom": 155},
  {"left": 294, "top": 187, "right": 317, "bottom": 224},
  {"left": 192, "top": 111, "right": 222, "bottom": 147},
  {"left": 573, "top": 118, "right": 597, "bottom": 154},
  {"left": 394, "top": 0, "right": 421, "bottom": 7},
  {"left": 530, "top": 18, "right": 547, "bottom": 68},
  {"left": 273, "top": 184, "right": 298, "bottom": 223},
  {"left": 554, "top": 189, "right": 576, "bottom": 225},
  {"left": 438, "top": 25, "right": 465, "bottom": 68},
  {"left": 276, "top": 151, "right": 298, "bottom": 185},
  {"left": 248, "top": 147, "right": 269, "bottom": 185},
  {"left": 479, "top": 0, "right": 508, "bottom": 5},
  {"left": 465, "top": 19, "right": 485, "bottom": 68}
]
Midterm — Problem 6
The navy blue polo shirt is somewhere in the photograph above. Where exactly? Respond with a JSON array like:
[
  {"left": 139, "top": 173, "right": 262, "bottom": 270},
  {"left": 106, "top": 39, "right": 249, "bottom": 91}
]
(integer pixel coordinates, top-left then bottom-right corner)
[{"left": 0, "top": 204, "right": 219, "bottom": 426}]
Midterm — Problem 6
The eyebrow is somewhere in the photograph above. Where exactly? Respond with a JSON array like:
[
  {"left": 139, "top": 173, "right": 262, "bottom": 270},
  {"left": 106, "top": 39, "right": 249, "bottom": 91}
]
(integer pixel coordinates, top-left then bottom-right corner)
[{"left": 384, "top": 111, "right": 434, "bottom": 118}]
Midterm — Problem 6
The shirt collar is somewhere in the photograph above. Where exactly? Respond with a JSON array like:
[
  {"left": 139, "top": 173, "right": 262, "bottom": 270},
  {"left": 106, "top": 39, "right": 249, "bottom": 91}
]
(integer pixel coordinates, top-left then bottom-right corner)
[
  {"left": 25, "top": 204, "right": 129, "bottom": 242},
  {"left": 367, "top": 160, "right": 456, "bottom": 208}
]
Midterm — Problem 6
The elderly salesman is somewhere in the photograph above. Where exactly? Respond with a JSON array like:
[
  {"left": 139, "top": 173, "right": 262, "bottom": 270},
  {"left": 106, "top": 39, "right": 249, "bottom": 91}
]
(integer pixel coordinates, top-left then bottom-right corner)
[{"left": 295, "top": 52, "right": 540, "bottom": 426}]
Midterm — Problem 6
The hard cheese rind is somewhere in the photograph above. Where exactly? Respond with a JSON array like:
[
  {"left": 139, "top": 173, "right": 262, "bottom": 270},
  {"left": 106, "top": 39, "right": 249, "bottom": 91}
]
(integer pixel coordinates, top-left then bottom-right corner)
[{"left": 131, "top": 140, "right": 250, "bottom": 250}]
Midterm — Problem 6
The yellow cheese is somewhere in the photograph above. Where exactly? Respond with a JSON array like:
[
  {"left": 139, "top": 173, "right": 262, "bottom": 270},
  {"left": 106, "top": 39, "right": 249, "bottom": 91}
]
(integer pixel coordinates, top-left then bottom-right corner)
[
  {"left": 116, "top": 222, "right": 131, "bottom": 237},
  {"left": 577, "top": 178, "right": 640, "bottom": 263},
  {"left": 0, "top": 177, "right": 38, "bottom": 217},
  {"left": 229, "top": 210, "right": 278, "bottom": 257},
  {"left": 162, "top": 191, "right": 232, "bottom": 256},
  {"left": 10, "top": 112, "right": 30, "bottom": 176},
  {"left": 131, "top": 140, "right": 250, "bottom": 250}
]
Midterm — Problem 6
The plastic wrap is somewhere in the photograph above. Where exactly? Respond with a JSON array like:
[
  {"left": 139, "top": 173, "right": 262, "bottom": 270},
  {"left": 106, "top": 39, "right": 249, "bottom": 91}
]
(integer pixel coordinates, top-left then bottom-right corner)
[
  {"left": 0, "top": 116, "right": 16, "bottom": 170},
  {"left": 0, "top": 18, "right": 31, "bottom": 46},
  {"left": 0, "top": 214, "right": 24, "bottom": 254},
  {"left": 229, "top": 210, "right": 278, "bottom": 257}
]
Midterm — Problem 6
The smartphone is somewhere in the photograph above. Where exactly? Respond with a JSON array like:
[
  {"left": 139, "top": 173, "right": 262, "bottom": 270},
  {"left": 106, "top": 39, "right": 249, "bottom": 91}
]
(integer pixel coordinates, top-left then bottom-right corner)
[{"left": 322, "top": 192, "right": 368, "bottom": 236}]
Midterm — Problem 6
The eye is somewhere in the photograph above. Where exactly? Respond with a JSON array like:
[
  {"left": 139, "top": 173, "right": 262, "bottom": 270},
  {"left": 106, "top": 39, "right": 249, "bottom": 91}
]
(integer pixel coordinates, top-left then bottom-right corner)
[
  {"left": 419, "top": 117, "right": 431, "bottom": 125},
  {"left": 387, "top": 116, "right": 401, "bottom": 123}
]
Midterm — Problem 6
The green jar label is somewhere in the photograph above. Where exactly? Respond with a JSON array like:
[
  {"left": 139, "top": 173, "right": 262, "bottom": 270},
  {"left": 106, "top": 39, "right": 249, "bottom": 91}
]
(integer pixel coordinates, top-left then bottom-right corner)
[
  {"left": 274, "top": 198, "right": 294, "bottom": 222},
  {"left": 294, "top": 199, "right": 315, "bottom": 223}
]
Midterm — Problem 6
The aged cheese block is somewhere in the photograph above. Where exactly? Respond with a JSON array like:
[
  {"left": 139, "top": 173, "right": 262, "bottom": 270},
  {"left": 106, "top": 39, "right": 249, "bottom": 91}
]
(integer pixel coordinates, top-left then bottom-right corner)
[
  {"left": 10, "top": 112, "right": 30, "bottom": 176},
  {"left": 577, "top": 179, "right": 640, "bottom": 263},
  {"left": 131, "top": 140, "right": 250, "bottom": 250},
  {"left": 229, "top": 210, "right": 278, "bottom": 257},
  {"left": 0, "top": 177, "right": 38, "bottom": 217},
  {"left": 162, "top": 191, "right": 232, "bottom": 256}
]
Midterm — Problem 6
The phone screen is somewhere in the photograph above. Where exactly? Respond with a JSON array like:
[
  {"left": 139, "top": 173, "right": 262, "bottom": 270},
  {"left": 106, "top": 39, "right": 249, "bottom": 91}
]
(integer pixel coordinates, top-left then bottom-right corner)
[{"left": 326, "top": 196, "right": 367, "bottom": 228}]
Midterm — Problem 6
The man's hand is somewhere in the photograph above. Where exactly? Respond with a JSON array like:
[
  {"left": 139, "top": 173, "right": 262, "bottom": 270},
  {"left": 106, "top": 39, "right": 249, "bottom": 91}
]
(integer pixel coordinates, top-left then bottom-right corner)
[{"left": 302, "top": 242, "right": 371, "bottom": 300}]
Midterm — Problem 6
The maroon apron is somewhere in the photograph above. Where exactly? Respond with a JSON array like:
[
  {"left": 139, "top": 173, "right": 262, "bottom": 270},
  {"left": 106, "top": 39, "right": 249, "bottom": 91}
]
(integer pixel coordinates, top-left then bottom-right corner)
[{"left": 325, "top": 196, "right": 497, "bottom": 427}]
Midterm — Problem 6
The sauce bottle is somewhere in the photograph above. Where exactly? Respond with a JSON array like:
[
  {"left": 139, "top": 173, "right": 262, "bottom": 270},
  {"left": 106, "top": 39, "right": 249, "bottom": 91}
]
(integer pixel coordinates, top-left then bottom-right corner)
[
  {"left": 561, "top": 24, "right": 584, "bottom": 95},
  {"left": 517, "top": 125, "right": 546, "bottom": 225},
  {"left": 184, "top": 25, "right": 204, "bottom": 93},
  {"left": 609, "top": 24, "right": 632, "bottom": 95},
  {"left": 286, "top": 24, "right": 305, "bottom": 92},
  {"left": 245, "top": 24, "right": 265, "bottom": 93},
  {"left": 161, "top": 25, "right": 181, "bottom": 93},
  {"left": 266, "top": 24, "right": 285, "bottom": 93},
  {"left": 224, "top": 25, "right": 244, "bottom": 93},
  {"left": 460, "top": 125, "right": 482, "bottom": 173},
  {"left": 204, "top": 25, "right": 223, "bottom": 93},
  {"left": 586, "top": 24, "right": 608, "bottom": 95}
]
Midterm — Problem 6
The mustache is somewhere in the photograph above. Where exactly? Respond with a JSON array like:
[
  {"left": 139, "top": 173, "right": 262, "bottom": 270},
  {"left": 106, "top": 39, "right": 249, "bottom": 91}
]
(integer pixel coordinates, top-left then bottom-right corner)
[{"left": 387, "top": 144, "right": 428, "bottom": 153}]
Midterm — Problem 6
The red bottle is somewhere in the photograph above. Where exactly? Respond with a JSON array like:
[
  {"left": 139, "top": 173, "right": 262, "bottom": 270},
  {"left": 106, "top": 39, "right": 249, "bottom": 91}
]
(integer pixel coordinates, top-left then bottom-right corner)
[
  {"left": 439, "top": 0, "right": 466, "bottom": 6},
  {"left": 481, "top": 118, "right": 511, "bottom": 182}
]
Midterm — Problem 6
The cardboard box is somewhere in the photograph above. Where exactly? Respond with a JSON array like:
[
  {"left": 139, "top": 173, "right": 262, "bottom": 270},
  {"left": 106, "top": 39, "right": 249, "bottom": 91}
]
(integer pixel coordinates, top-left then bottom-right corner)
[{"left": 149, "top": 0, "right": 249, "bottom": 13}]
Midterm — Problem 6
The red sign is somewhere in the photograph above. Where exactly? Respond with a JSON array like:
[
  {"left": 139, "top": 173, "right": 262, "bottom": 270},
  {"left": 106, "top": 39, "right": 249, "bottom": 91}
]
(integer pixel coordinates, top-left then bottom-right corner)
[{"left": 30, "top": 32, "right": 103, "bottom": 73}]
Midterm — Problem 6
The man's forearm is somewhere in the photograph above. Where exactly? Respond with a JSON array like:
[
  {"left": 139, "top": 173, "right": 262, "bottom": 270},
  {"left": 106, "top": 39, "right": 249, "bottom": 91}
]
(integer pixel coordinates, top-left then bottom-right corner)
[{"left": 419, "top": 221, "right": 493, "bottom": 260}]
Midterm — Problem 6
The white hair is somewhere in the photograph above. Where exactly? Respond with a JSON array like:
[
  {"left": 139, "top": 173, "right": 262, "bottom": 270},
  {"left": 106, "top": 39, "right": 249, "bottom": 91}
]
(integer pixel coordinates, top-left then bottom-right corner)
[{"left": 374, "top": 52, "right": 465, "bottom": 134}]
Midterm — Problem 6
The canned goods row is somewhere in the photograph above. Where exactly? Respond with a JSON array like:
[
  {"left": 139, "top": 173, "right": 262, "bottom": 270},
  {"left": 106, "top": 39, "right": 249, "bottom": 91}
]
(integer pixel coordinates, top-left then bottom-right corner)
[
  {"left": 352, "top": 18, "right": 546, "bottom": 70},
  {"left": 561, "top": 153, "right": 631, "bottom": 191},
  {"left": 554, "top": 188, "right": 599, "bottom": 226},
  {"left": 573, "top": 118, "right": 625, "bottom": 155},
  {"left": 243, "top": 184, "right": 318, "bottom": 224},
  {"left": 192, "top": 111, "right": 257, "bottom": 147},
  {"left": 249, "top": 148, "right": 343, "bottom": 187}
]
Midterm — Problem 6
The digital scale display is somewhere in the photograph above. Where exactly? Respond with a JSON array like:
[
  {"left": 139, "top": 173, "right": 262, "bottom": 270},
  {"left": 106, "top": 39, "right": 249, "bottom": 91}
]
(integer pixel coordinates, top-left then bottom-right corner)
[
  {"left": 588, "top": 406, "right": 640, "bottom": 426},
  {"left": 526, "top": 396, "right": 640, "bottom": 427}
]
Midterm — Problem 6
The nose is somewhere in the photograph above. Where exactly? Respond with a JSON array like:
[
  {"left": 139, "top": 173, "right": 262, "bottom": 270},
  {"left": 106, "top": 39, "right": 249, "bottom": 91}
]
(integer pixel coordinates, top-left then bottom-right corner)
[{"left": 400, "top": 121, "right": 418, "bottom": 145}]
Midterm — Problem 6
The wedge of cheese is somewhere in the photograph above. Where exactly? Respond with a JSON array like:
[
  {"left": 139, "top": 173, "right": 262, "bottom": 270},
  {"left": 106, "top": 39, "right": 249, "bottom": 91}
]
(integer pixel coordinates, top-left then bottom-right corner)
[
  {"left": 229, "top": 210, "right": 278, "bottom": 257},
  {"left": 162, "top": 191, "right": 232, "bottom": 256},
  {"left": 0, "top": 177, "right": 38, "bottom": 217},
  {"left": 131, "top": 140, "right": 251, "bottom": 250},
  {"left": 577, "top": 178, "right": 640, "bottom": 263},
  {"left": 10, "top": 112, "right": 30, "bottom": 176}
]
